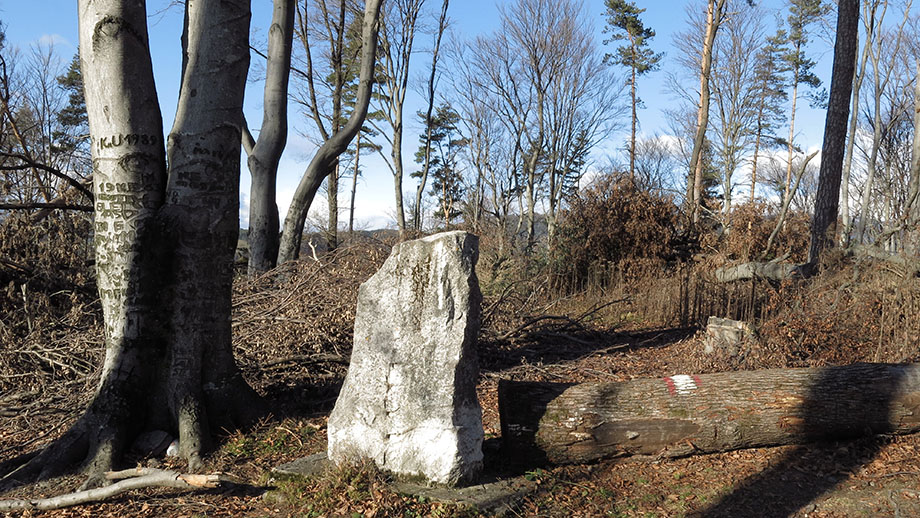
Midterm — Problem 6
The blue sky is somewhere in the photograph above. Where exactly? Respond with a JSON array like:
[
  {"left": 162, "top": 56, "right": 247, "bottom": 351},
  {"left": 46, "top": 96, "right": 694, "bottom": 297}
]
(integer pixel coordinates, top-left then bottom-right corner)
[{"left": 1, "top": 0, "right": 832, "bottom": 228}]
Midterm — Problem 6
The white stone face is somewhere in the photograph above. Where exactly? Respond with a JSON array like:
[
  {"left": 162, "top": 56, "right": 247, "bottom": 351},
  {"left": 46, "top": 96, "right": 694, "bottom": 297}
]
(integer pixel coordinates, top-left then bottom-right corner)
[{"left": 327, "top": 231, "right": 483, "bottom": 486}]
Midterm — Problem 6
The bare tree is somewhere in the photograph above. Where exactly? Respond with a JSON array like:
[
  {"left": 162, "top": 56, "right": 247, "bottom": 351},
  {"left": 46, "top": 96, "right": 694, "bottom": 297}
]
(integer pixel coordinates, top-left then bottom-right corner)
[
  {"left": 710, "top": 1, "right": 764, "bottom": 221},
  {"left": 6, "top": 0, "right": 263, "bottom": 485},
  {"left": 688, "top": 0, "right": 728, "bottom": 223},
  {"left": 854, "top": 5, "right": 912, "bottom": 244},
  {"left": 465, "top": 0, "right": 618, "bottom": 248},
  {"left": 840, "top": 0, "right": 885, "bottom": 243},
  {"left": 450, "top": 38, "right": 518, "bottom": 242},
  {"left": 278, "top": 0, "right": 383, "bottom": 263},
  {"left": 242, "top": 0, "right": 295, "bottom": 276},
  {"left": 0, "top": 39, "right": 92, "bottom": 211},
  {"left": 412, "top": 0, "right": 449, "bottom": 232},
  {"left": 371, "top": 0, "right": 426, "bottom": 235}
]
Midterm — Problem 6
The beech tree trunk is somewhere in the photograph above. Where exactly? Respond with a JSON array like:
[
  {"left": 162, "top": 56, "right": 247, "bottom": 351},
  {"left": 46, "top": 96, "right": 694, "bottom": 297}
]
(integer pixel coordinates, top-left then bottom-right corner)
[
  {"left": 7, "top": 0, "right": 262, "bottom": 486},
  {"left": 688, "top": 0, "right": 726, "bottom": 223},
  {"left": 243, "top": 0, "right": 295, "bottom": 276},
  {"left": 277, "top": 0, "right": 383, "bottom": 264},
  {"left": 499, "top": 363, "right": 920, "bottom": 465}
]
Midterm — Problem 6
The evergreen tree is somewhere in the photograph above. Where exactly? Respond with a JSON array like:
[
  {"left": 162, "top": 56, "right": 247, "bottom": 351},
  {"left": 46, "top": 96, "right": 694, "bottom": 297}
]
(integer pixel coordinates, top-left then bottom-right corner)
[
  {"left": 52, "top": 53, "right": 90, "bottom": 177},
  {"left": 749, "top": 31, "right": 789, "bottom": 201},
  {"left": 778, "top": 0, "right": 829, "bottom": 200},
  {"left": 603, "top": 0, "right": 662, "bottom": 180},
  {"left": 413, "top": 103, "right": 467, "bottom": 229}
]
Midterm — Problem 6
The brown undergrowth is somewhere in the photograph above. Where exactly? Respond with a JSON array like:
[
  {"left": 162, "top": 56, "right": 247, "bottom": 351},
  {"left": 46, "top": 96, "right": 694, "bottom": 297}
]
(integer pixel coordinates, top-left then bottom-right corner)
[{"left": 2, "top": 213, "right": 920, "bottom": 516}]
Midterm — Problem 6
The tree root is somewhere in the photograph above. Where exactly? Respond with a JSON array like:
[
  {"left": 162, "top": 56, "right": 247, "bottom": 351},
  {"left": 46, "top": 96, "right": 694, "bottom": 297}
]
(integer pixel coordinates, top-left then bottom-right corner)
[{"left": 0, "top": 468, "right": 229, "bottom": 511}]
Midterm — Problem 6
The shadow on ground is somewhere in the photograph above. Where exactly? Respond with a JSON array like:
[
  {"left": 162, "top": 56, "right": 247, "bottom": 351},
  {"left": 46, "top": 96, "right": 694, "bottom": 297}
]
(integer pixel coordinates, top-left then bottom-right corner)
[{"left": 693, "top": 364, "right": 914, "bottom": 517}]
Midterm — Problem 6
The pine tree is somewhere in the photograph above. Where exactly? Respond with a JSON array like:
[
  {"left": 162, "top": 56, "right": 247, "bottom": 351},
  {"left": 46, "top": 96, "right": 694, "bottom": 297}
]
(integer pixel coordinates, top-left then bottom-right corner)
[
  {"left": 413, "top": 103, "right": 467, "bottom": 229},
  {"left": 51, "top": 53, "right": 91, "bottom": 179},
  {"left": 779, "top": 0, "right": 829, "bottom": 202},
  {"left": 749, "top": 31, "right": 789, "bottom": 201},
  {"left": 603, "top": 0, "right": 662, "bottom": 181}
]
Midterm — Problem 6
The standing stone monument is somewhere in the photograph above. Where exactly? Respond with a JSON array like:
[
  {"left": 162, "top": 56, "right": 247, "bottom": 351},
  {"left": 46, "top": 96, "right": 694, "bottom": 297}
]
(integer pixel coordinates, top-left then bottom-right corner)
[{"left": 327, "top": 231, "right": 483, "bottom": 485}]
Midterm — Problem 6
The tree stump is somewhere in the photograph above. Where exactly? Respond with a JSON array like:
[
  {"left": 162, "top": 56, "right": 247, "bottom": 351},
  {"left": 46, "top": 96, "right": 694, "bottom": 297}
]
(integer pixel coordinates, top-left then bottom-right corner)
[{"left": 499, "top": 363, "right": 920, "bottom": 464}]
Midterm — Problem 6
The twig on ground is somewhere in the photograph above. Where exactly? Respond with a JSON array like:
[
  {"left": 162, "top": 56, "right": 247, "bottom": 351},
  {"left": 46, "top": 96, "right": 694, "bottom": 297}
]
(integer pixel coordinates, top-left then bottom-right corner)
[
  {"left": 497, "top": 315, "right": 582, "bottom": 341},
  {"left": 0, "top": 468, "right": 229, "bottom": 512},
  {"left": 559, "top": 298, "right": 630, "bottom": 332}
]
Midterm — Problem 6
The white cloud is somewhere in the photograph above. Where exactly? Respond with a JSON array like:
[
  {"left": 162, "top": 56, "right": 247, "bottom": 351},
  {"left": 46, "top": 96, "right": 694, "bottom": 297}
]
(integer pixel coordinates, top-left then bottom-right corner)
[{"left": 35, "top": 33, "right": 74, "bottom": 51}]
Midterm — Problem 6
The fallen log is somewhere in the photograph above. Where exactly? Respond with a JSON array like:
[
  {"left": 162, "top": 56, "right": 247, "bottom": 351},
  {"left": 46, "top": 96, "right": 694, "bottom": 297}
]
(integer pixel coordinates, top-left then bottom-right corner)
[
  {"left": 712, "top": 260, "right": 801, "bottom": 282},
  {"left": 499, "top": 363, "right": 920, "bottom": 465}
]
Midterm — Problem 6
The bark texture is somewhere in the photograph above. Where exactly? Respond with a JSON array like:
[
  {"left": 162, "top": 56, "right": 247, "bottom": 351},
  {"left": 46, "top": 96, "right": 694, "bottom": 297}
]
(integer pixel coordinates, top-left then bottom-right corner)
[
  {"left": 499, "top": 363, "right": 920, "bottom": 465},
  {"left": 7, "top": 0, "right": 263, "bottom": 486},
  {"left": 809, "top": 0, "right": 858, "bottom": 263},
  {"left": 688, "top": 0, "right": 726, "bottom": 223}
]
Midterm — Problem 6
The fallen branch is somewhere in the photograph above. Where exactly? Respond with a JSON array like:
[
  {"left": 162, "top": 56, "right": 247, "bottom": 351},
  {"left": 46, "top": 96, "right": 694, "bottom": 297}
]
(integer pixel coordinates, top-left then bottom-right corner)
[
  {"left": 712, "top": 259, "right": 802, "bottom": 282},
  {"left": 761, "top": 150, "right": 819, "bottom": 260},
  {"left": 497, "top": 315, "right": 583, "bottom": 341},
  {"left": 0, "top": 468, "right": 228, "bottom": 511}
]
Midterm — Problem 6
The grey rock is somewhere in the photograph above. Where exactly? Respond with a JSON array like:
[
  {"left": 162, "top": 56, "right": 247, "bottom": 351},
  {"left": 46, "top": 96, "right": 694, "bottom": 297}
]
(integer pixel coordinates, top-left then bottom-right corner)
[
  {"left": 703, "top": 316, "right": 753, "bottom": 355},
  {"left": 272, "top": 453, "right": 330, "bottom": 480},
  {"left": 327, "top": 231, "right": 483, "bottom": 486}
]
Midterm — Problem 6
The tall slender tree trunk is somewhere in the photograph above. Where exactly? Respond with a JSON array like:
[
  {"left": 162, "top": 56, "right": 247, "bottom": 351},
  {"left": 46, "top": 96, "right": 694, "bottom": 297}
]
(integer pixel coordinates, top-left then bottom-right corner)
[
  {"left": 750, "top": 120, "right": 763, "bottom": 202},
  {"left": 244, "top": 0, "right": 295, "bottom": 276},
  {"left": 688, "top": 0, "right": 726, "bottom": 223},
  {"left": 840, "top": 39, "right": 869, "bottom": 245},
  {"left": 349, "top": 133, "right": 360, "bottom": 237},
  {"left": 784, "top": 66, "right": 801, "bottom": 203},
  {"left": 328, "top": 161, "right": 339, "bottom": 250},
  {"left": 842, "top": 0, "right": 882, "bottom": 246},
  {"left": 278, "top": 0, "right": 383, "bottom": 264},
  {"left": 392, "top": 125, "right": 406, "bottom": 234},
  {"left": 809, "top": 0, "right": 859, "bottom": 265},
  {"left": 413, "top": 0, "right": 450, "bottom": 233},
  {"left": 629, "top": 63, "right": 637, "bottom": 181},
  {"left": 906, "top": 62, "right": 920, "bottom": 254}
]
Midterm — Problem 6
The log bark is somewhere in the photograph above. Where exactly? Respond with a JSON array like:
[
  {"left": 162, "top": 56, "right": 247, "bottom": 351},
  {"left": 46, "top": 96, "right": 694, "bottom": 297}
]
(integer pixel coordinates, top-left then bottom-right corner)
[{"left": 499, "top": 363, "right": 920, "bottom": 465}]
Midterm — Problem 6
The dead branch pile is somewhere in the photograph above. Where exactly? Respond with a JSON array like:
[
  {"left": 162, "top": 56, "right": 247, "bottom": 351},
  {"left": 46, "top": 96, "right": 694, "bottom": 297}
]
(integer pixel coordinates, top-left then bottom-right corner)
[
  {"left": 0, "top": 212, "right": 102, "bottom": 395},
  {"left": 231, "top": 241, "right": 390, "bottom": 392}
]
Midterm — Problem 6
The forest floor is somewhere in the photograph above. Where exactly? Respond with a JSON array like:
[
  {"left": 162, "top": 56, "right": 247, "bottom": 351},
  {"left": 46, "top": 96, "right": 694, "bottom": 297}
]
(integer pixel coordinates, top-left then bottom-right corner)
[{"left": 2, "top": 247, "right": 920, "bottom": 517}]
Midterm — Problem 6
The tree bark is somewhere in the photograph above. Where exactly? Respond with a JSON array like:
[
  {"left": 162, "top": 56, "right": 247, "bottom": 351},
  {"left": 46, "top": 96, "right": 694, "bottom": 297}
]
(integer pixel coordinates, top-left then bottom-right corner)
[
  {"left": 8, "top": 0, "right": 263, "bottom": 485},
  {"left": 244, "top": 0, "right": 295, "bottom": 276},
  {"left": 499, "top": 363, "right": 920, "bottom": 465},
  {"left": 840, "top": 0, "right": 877, "bottom": 245},
  {"left": 808, "top": 0, "right": 858, "bottom": 264},
  {"left": 277, "top": 0, "right": 383, "bottom": 264}
]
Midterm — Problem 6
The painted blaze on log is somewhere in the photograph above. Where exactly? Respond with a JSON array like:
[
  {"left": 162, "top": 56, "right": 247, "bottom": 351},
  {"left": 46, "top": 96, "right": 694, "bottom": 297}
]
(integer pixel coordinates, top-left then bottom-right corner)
[
  {"left": 500, "top": 363, "right": 920, "bottom": 465},
  {"left": 328, "top": 231, "right": 483, "bottom": 486}
]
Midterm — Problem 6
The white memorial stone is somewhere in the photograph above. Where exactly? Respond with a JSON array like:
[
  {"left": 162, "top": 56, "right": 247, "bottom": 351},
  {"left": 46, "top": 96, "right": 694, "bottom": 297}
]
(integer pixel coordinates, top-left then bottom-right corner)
[{"left": 327, "top": 231, "right": 483, "bottom": 485}]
